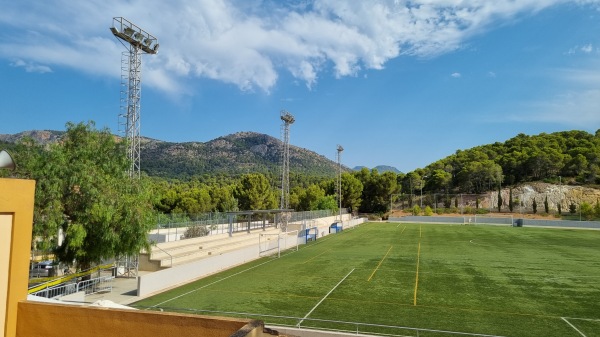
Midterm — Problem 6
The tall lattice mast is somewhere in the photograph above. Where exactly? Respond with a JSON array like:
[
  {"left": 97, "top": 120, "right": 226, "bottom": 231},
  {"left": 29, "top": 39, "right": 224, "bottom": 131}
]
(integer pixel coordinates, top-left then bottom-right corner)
[
  {"left": 337, "top": 145, "right": 344, "bottom": 222},
  {"left": 280, "top": 110, "right": 295, "bottom": 212},
  {"left": 110, "top": 17, "right": 159, "bottom": 178}
]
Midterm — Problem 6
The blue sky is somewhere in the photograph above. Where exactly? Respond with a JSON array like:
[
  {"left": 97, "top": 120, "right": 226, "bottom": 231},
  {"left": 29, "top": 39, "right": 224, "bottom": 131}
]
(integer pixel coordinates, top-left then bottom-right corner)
[{"left": 2, "top": 1, "right": 600, "bottom": 173}]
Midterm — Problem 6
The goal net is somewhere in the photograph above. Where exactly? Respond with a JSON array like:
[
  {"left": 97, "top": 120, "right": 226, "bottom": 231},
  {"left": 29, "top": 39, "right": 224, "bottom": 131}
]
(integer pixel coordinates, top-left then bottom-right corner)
[
  {"left": 259, "top": 230, "right": 299, "bottom": 258},
  {"left": 468, "top": 214, "right": 514, "bottom": 226}
]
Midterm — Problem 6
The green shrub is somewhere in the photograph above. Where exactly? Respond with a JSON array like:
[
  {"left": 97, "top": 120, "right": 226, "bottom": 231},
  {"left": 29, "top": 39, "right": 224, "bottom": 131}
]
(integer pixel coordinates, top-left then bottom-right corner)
[
  {"left": 184, "top": 225, "right": 210, "bottom": 239},
  {"left": 569, "top": 203, "right": 577, "bottom": 214}
]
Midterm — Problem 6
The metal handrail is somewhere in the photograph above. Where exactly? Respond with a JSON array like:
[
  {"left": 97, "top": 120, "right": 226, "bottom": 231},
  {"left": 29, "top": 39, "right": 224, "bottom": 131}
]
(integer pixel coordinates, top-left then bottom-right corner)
[
  {"left": 28, "top": 263, "right": 113, "bottom": 293},
  {"left": 152, "top": 244, "right": 173, "bottom": 267},
  {"left": 30, "top": 275, "right": 114, "bottom": 299}
]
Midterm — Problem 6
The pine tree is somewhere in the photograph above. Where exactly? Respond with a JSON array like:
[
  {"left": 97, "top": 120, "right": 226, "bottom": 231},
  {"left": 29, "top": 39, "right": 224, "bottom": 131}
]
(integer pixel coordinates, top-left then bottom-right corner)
[
  {"left": 532, "top": 199, "right": 537, "bottom": 214},
  {"left": 497, "top": 187, "right": 502, "bottom": 212},
  {"left": 509, "top": 188, "right": 514, "bottom": 212},
  {"left": 544, "top": 195, "right": 549, "bottom": 214}
]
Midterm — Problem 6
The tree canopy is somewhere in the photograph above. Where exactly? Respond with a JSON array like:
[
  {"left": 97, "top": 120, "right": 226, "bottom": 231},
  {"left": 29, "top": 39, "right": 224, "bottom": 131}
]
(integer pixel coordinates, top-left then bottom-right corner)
[
  {"left": 403, "top": 130, "right": 600, "bottom": 194},
  {"left": 12, "top": 122, "right": 158, "bottom": 268}
]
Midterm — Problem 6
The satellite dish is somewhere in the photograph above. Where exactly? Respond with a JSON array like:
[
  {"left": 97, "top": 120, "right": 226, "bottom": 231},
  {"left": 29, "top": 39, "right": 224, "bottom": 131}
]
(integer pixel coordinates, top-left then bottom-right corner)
[{"left": 0, "top": 150, "right": 16, "bottom": 170}]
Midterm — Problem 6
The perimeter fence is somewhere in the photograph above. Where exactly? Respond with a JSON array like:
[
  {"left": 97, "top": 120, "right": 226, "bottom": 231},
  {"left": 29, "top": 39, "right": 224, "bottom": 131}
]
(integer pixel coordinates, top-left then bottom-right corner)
[
  {"left": 150, "top": 209, "right": 349, "bottom": 243},
  {"left": 389, "top": 215, "right": 600, "bottom": 229}
]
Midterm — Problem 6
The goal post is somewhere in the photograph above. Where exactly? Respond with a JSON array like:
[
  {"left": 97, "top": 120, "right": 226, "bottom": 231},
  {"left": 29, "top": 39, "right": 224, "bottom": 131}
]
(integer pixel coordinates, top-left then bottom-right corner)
[
  {"left": 259, "top": 230, "right": 299, "bottom": 258},
  {"left": 472, "top": 214, "right": 514, "bottom": 226}
]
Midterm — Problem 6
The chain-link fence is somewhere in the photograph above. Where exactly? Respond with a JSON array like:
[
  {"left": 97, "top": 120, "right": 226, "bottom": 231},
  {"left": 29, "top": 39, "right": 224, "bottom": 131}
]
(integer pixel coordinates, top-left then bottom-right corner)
[{"left": 150, "top": 209, "right": 349, "bottom": 243}]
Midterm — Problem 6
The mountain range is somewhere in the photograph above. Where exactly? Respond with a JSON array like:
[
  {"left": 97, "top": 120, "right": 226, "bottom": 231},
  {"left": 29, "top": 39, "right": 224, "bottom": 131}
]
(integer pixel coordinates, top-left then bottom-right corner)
[{"left": 0, "top": 130, "right": 400, "bottom": 180}]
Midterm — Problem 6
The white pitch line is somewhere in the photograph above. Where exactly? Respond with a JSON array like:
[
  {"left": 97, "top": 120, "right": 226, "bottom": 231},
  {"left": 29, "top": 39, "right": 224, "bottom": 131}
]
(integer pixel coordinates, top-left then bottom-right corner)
[
  {"left": 297, "top": 268, "right": 355, "bottom": 327},
  {"left": 562, "top": 317, "right": 588, "bottom": 337},
  {"left": 150, "top": 257, "right": 278, "bottom": 308}
]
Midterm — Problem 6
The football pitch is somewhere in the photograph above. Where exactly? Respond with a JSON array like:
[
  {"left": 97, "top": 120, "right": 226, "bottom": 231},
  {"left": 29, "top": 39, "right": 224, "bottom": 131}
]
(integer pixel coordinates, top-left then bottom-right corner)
[{"left": 133, "top": 223, "right": 600, "bottom": 337}]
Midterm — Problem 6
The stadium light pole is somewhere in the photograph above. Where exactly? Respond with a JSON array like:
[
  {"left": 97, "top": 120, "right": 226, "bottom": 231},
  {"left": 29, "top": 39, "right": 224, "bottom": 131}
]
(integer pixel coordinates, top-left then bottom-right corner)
[
  {"left": 279, "top": 110, "right": 295, "bottom": 231},
  {"left": 336, "top": 145, "right": 344, "bottom": 223},
  {"left": 110, "top": 17, "right": 159, "bottom": 179}
]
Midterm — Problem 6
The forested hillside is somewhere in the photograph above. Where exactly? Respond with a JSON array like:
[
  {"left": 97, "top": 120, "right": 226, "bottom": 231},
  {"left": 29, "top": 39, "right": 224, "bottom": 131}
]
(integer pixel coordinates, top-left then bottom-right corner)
[
  {"left": 140, "top": 131, "right": 345, "bottom": 180},
  {"left": 403, "top": 130, "right": 600, "bottom": 195}
]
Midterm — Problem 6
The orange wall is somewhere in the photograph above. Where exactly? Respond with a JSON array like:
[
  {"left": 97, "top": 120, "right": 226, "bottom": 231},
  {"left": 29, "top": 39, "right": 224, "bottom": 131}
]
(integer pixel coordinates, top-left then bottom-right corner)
[
  {"left": 17, "top": 301, "right": 265, "bottom": 337},
  {"left": 1, "top": 178, "right": 35, "bottom": 337}
]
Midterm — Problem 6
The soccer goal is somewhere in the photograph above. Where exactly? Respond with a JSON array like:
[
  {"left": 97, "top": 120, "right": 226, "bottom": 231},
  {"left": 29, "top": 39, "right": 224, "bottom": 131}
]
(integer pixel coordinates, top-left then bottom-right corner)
[
  {"left": 471, "top": 214, "right": 514, "bottom": 226},
  {"left": 259, "top": 230, "right": 299, "bottom": 258}
]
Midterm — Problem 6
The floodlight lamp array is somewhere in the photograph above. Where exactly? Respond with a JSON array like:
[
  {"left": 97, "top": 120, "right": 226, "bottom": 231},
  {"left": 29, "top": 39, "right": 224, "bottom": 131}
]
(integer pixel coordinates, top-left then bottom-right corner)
[
  {"left": 280, "top": 110, "right": 295, "bottom": 124},
  {"left": 110, "top": 17, "right": 159, "bottom": 54},
  {"left": 337, "top": 144, "right": 344, "bottom": 152}
]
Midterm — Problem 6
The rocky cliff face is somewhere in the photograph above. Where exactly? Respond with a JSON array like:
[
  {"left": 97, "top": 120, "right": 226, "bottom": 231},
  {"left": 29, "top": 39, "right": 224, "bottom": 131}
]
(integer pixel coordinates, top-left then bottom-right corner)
[{"left": 463, "top": 183, "right": 600, "bottom": 212}]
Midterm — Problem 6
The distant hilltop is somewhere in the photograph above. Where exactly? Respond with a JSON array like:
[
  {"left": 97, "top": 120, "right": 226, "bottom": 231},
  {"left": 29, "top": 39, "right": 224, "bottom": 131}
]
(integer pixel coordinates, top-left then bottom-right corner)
[
  {"left": 353, "top": 165, "right": 401, "bottom": 174},
  {"left": 1, "top": 129, "right": 404, "bottom": 180},
  {"left": 1, "top": 130, "right": 349, "bottom": 180}
]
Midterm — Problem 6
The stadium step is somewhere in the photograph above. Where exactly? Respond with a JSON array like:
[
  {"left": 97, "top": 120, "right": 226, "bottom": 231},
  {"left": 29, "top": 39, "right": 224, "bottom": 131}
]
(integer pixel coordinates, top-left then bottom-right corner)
[{"left": 140, "top": 227, "right": 280, "bottom": 270}]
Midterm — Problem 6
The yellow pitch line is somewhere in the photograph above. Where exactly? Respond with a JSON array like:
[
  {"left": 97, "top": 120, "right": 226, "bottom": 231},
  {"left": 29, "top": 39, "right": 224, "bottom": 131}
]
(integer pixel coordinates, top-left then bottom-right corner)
[
  {"left": 302, "top": 249, "right": 332, "bottom": 264},
  {"left": 414, "top": 225, "right": 422, "bottom": 306},
  {"left": 413, "top": 241, "right": 421, "bottom": 306},
  {"left": 367, "top": 245, "right": 393, "bottom": 282}
]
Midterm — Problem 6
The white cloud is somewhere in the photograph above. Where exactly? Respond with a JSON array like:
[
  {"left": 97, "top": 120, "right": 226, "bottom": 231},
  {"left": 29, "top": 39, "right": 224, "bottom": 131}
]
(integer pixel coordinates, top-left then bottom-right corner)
[
  {"left": 511, "top": 89, "right": 600, "bottom": 127},
  {"left": 567, "top": 43, "right": 595, "bottom": 54},
  {"left": 508, "top": 63, "right": 600, "bottom": 127},
  {"left": 1, "top": 0, "right": 598, "bottom": 94},
  {"left": 581, "top": 43, "right": 594, "bottom": 53},
  {"left": 10, "top": 59, "right": 52, "bottom": 73},
  {"left": 451, "top": 72, "right": 461, "bottom": 78}
]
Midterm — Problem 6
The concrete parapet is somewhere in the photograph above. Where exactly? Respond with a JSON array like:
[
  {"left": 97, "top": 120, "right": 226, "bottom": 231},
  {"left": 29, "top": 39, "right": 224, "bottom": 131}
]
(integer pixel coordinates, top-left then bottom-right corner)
[{"left": 17, "top": 301, "right": 268, "bottom": 337}]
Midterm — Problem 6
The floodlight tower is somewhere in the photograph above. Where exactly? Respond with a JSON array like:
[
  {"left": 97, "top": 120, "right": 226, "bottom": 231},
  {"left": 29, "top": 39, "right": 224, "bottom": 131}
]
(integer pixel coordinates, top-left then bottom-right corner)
[
  {"left": 336, "top": 145, "right": 344, "bottom": 222},
  {"left": 280, "top": 110, "right": 295, "bottom": 224},
  {"left": 110, "top": 17, "right": 159, "bottom": 178}
]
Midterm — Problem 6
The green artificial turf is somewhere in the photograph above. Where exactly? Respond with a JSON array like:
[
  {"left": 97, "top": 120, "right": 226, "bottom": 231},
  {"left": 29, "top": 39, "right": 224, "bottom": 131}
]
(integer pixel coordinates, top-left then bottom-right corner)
[{"left": 133, "top": 223, "right": 600, "bottom": 337}]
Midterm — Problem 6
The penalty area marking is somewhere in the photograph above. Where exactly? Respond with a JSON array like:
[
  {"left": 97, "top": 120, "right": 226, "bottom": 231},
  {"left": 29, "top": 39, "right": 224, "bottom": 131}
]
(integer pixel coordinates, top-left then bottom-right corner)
[
  {"left": 297, "top": 268, "right": 355, "bottom": 327},
  {"left": 302, "top": 249, "right": 332, "bottom": 264},
  {"left": 561, "top": 317, "right": 588, "bottom": 337},
  {"left": 368, "top": 246, "right": 393, "bottom": 282}
]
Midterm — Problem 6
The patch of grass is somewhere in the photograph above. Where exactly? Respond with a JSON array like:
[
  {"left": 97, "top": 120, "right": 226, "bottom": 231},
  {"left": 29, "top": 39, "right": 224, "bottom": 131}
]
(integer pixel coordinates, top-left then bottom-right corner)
[{"left": 133, "top": 223, "right": 600, "bottom": 337}]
